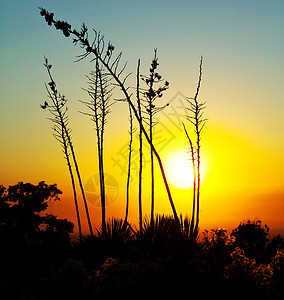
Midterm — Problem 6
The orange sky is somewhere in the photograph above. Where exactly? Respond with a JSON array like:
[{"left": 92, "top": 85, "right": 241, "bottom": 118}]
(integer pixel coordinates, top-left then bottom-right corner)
[
  {"left": 1, "top": 0, "right": 283, "bottom": 236},
  {"left": 42, "top": 94, "right": 284, "bottom": 236}
]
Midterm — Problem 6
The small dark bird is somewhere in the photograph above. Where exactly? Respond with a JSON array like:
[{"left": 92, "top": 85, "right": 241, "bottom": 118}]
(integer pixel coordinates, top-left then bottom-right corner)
[{"left": 41, "top": 101, "right": 48, "bottom": 109}]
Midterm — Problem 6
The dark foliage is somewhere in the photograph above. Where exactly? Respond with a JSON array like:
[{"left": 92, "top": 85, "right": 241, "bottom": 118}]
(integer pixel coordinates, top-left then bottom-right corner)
[
  {"left": 0, "top": 191, "right": 283, "bottom": 299},
  {"left": 137, "top": 215, "right": 191, "bottom": 258},
  {"left": 0, "top": 182, "right": 75, "bottom": 299},
  {"left": 0, "top": 182, "right": 73, "bottom": 249},
  {"left": 232, "top": 219, "right": 270, "bottom": 262}
]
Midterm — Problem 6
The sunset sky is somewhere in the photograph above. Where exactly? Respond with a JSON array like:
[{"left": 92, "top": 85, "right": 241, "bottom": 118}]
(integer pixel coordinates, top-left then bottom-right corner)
[{"left": 1, "top": 0, "right": 284, "bottom": 235}]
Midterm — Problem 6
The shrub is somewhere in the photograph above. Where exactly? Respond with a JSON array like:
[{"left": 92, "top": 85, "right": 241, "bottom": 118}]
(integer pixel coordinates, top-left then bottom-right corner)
[
  {"left": 224, "top": 247, "right": 284, "bottom": 298},
  {"left": 231, "top": 219, "right": 269, "bottom": 262}
]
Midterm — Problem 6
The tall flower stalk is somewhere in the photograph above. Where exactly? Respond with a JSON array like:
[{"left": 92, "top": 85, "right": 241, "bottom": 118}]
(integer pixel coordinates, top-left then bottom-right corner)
[
  {"left": 39, "top": 8, "right": 179, "bottom": 224},
  {"left": 124, "top": 102, "right": 134, "bottom": 225},
  {"left": 42, "top": 57, "right": 94, "bottom": 238},
  {"left": 81, "top": 55, "right": 113, "bottom": 234},
  {"left": 140, "top": 49, "right": 169, "bottom": 227},
  {"left": 136, "top": 59, "right": 143, "bottom": 234},
  {"left": 183, "top": 56, "right": 206, "bottom": 239}
]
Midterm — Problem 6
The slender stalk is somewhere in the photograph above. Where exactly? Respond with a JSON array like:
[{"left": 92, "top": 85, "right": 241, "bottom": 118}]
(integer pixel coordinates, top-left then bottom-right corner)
[
  {"left": 182, "top": 123, "right": 196, "bottom": 238},
  {"left": 96, "top": 49, "right": 179, "bottom": 223},
  {"left": 42, "top": 59, "right": 84, "bottom": 241},
  {"left": 148, "top": 51, "right": 156, "bottom": 228},
  {"left": 97, "top": 59, "right": 106, "bottom": 233},
  {"left": 39, "top": 10, "right": 179, "bottom": 224},
  {"left": 45, "top": 63, "right": 94, "bottom": 237},
  {"left": 141, "top": 49, "right": 169, "bottom": 227},
  {"left": 82, "top": 57, "right": 113, "bottom": 234},
  {"left": 124, "top": 102, "right": 134, "bottom": 224},
  {"left": 150, "top": 111, "right": 155, "bottom": 227},
  {"left": 185, "top": 56, "right": 205, "bottom": 239},
  {"left": 92, "top": 58, "right": 103, "bottom": 218},
  {"left": 136, "top": 59, "right": 143, "bottom": 234},
  {"left": 193, "top": 57, "right": 203, "bottom": 237},
  {"left": 61, "top": 126, "right": 83, "bottom": 243},
  {"left": 115, "top": 70, "right": 179, "bottom": 223},
  {"left": 67, "top": 133, "right": 94, "bottom": 237},
  {"left": 149, "top": 105, "right": 155, "bottom": 227}
]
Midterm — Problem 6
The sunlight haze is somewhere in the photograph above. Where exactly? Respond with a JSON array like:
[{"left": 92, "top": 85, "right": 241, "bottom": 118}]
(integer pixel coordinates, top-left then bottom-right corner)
[{"left": 1, "top": 0, "right": 283, "bottom": 236}]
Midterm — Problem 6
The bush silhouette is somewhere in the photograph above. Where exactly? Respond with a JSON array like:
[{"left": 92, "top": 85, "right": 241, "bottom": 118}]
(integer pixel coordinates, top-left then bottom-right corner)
[
  {"left": 231, "top": 219, "right": 269, "bottom": 262},
  {"left": 0, "top": 181, "right": 73, "bottom": 249}
]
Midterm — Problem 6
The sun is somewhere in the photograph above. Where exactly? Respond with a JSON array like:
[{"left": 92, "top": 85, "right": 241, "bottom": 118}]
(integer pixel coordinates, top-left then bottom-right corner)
[{"left": 164, "top": 150, "right": 195, "bottom": 189}]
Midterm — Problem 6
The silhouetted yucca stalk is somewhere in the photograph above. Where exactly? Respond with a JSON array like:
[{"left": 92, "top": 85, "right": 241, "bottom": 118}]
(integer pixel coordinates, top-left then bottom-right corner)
[
  {"left": 42, "top": 58, "right": 94, "bottom": 238},
  {"left": 183, "top": 56, "right": 206, "bottom": 239},
  {"left": 182, "top": 123, "right": 196, "bottom": 238},
  {"left": 124, "top": 102, "right": 135, "bottom": 225},
  {"left": 41, "top": 58, "right": 82, "bottom": 242},
  {"left": 39, "top": 8, "right": 179, "bottom": 224},
  {"left": 140, "top": 49, "right": 170, "bottom": 228},
  {"left": 81, "top": 55, "right": 113, "bottom": 234},
  {"left": 136, "top": 59, "right": 143, "bottom": 234}
]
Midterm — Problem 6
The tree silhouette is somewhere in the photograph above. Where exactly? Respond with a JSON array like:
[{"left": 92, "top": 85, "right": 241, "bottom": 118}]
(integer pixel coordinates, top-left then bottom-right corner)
[
  {"left": 0, "top": 182, "right": 73, "bottom": 248},
  {"left": 39, "top": 8, "right": 179, "bottom": 224},
  {"left": 232, "top": 219, "right": 270, "bottom": 261},
  {"left": 42, "top": 58, "right": 93, "bottom": 238}
]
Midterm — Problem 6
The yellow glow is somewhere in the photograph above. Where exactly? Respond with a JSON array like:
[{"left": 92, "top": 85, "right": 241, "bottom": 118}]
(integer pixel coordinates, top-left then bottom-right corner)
[{"left": 164, "top": 149, "right": 196, "bottom": 189}]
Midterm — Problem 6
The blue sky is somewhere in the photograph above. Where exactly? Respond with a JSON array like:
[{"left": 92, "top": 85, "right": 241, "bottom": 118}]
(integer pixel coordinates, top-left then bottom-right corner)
[
  {"left": 1, "top": 0, "right": 283, "bottom": 118},
  {"left": 1, "top": 0, "right": 283, "bottom": 178}
]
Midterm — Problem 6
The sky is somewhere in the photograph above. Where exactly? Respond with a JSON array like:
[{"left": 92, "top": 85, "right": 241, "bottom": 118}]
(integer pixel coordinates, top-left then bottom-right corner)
[{"left": 1, "top": 0, "right": 284, "bottom": 235}]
